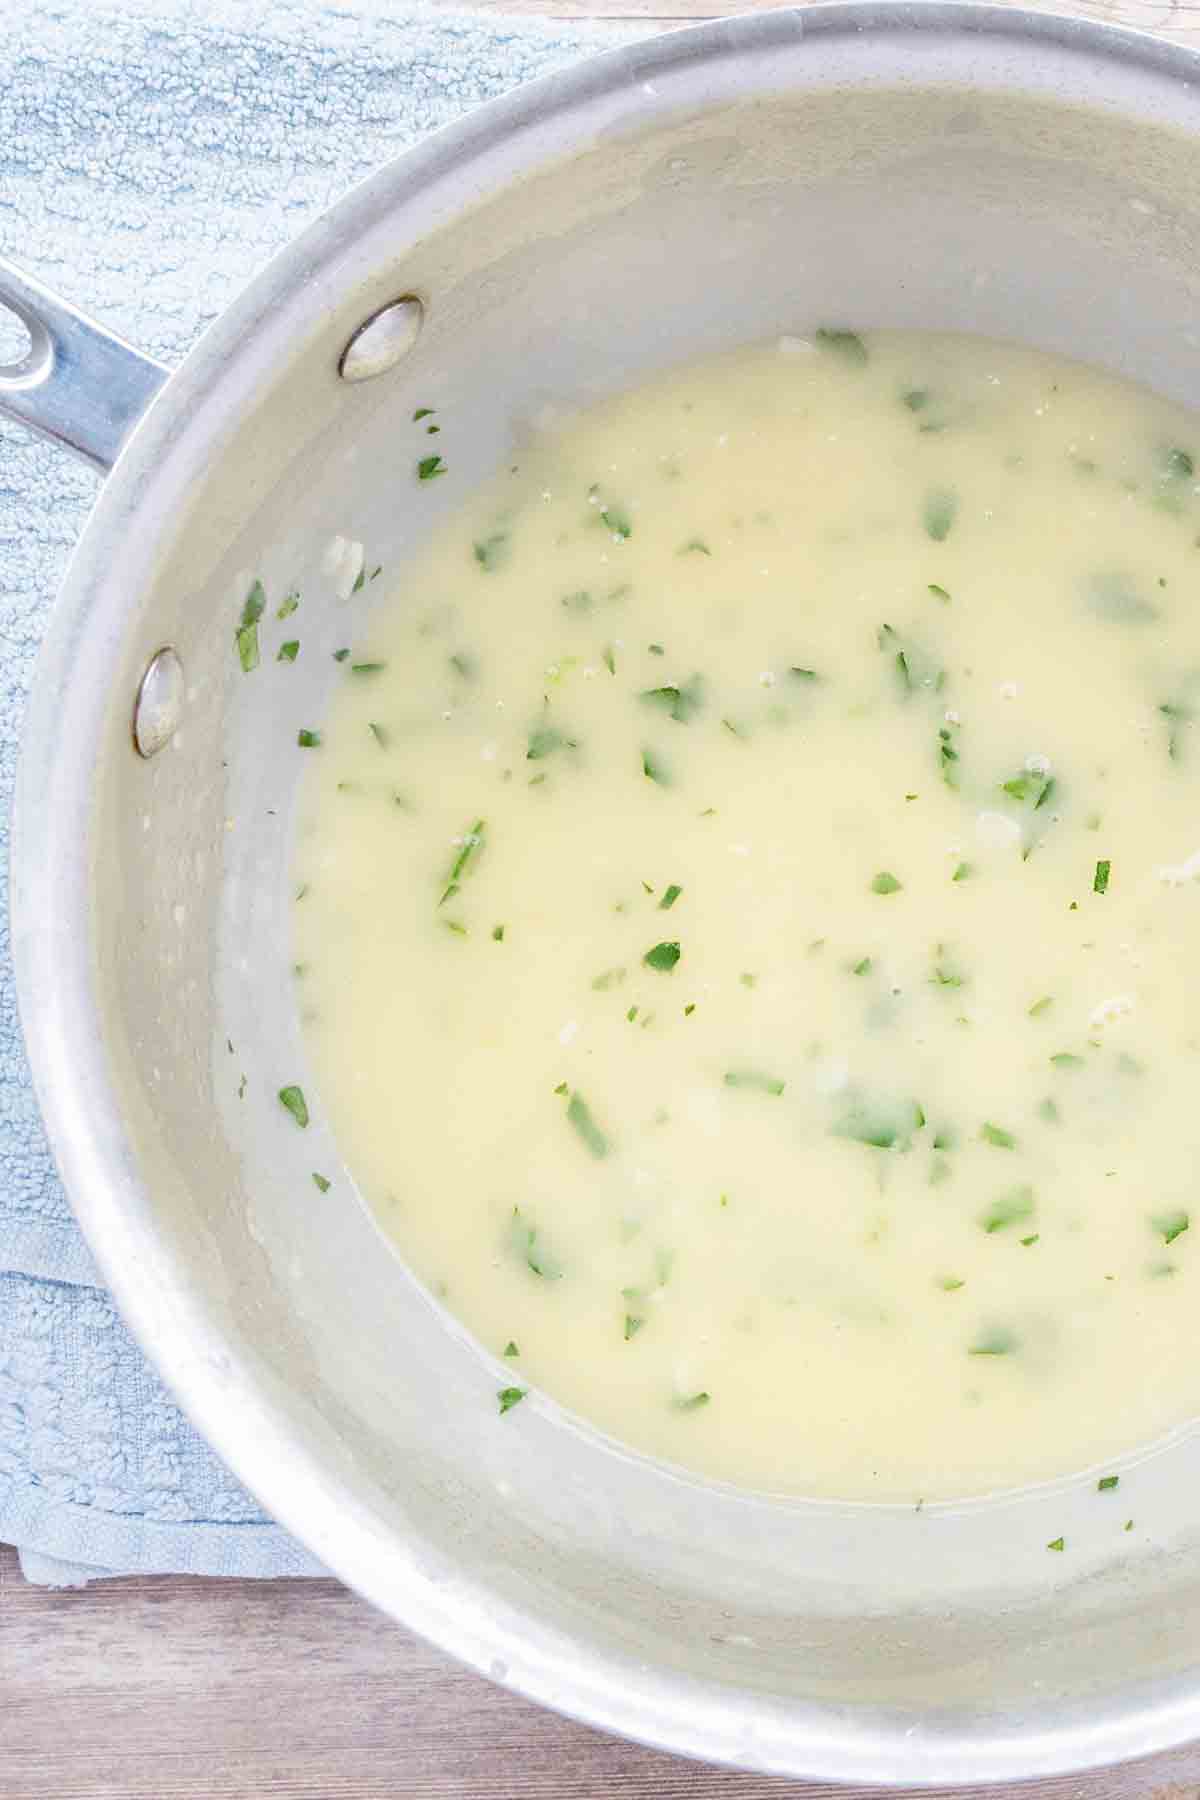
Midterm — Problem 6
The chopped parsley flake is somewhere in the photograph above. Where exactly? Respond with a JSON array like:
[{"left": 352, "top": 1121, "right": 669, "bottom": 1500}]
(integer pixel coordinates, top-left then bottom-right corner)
[
  {"left": 312, "top": 1172, "right": 330, "bottom": 1193},
  {"left": 980, "top": 1121, "right": 1016, "bottom": 1150},
  {"left": 969, "top": 1326, "right": 1018, "bottom": 1356},
  {"left": 641, "top": 677, "right": 702, "bottom": 724},
  {"left": 418, "top": 454, "right": 447, "bottom": 480},
  {"left": 1051, "top": 1052, "right": 1085, "bottom": 1069},
  {"left": 509, "top": 1207, "right": 562, "bottom": 1280},
  {"left": 277, "top": 640, "right": 299, "bottom": 663},
  {"left": 1047, "top": 1537, "right": 1065, "bottom": 1552},
  {"left": 351, "top": 662, "right": 386, "bottom": 676},
  {"left": 503, "top": 1340, "right": 519, "bottom": 1357},
  {"left": 1152, "top": 1209, "right": 1189, "bottom": 1245},
  {"left": 981, "top": 1186, "right": 1034, "bottom": 1233},
  {"left": 1093, "top": 858, "right": 1111, "bottom": 894},
  {"left": 952, "top": 862, "right": 973, "bottom": 882},
  {"left": 498, "top": 1386, "right": 527, "bottom": 1414},
  {"left": 815, "top": 327, "right": 867, "bottom": 366},
  {"left": 679, "top": 539, "right": 711, "bottom": 556},
  {"left": 413, "top": 407, "right": 435, "bottom": 421},
  {"left": 643, "top": 940, "right": 681, "bottom": 973},
  {"left": 277, "top": 592, "right": 299, "bottom": 620},
  {"left": 673, "top": 1390, "right": 712, "bottom": 1411},
  {"left": 659, "top": 883, "right": 683, "bottom": 910},
  {"left": 723, "top": 1069, "right": 785, "bottom": 1096},
  {"left": 852, "top": 957, "right": 872, "bottom": 976},
  {"left": 297, "top": 729, "right": 321, "bottom": 748},
  {"left": 1029, "top": 996, "right": 1053, "bottom": 1017},
  {"left": 278, "top": 1086, "right": 309, "bottom": 1128},
  {"left": 473, "top": 531, "right": 509, "bottom": 572},
  {"left": 368, "top": 721, "right": 388, "bottom": 748},
  {"left": 1098, "top": 1475, "right": 1120, "bottom": 1492},
  {"left": 566, "top": 1090, "right": 610, "bottom": 1159},
  {"left": 928, "top": 583, "right": 951, "bottom": 602},
  {"left": 440, "top": 820, "right": 485, "bottom": 905},
  {"left": 492, "top": 925, "right": 505, "bottom": 942},
  {"left": 870, "top": 870, "right": 902, "bottom": 896},
  {"left": 923, "top": 487, "right": 958, "bottom": 542},
  {"left": 624, "top": 1314, "right": 644, "bottom": 1341}
]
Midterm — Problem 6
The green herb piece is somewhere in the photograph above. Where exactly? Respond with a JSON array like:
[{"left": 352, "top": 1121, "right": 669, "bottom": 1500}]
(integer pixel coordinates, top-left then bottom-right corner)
[
  {"left": 903, "top": 387, "right": 930, "bottom": 411},
  {"left": 626, "top": 1005, "right": 638, "bottom": 1023},
  {"left": 351, "top": 662, "right": 385, "bottom": 677},
  {"left": 312, "top": 1172, "right": 330, "bottom": 1193},
  {"left": 790, "top": 666, "right": 818, "bottom": 682},
  {"left": 1038, "top": 1097, "right": 1060, "bottom": 1124},
  {"left": 1093, "top": 859, "right": 1111, "bottom": 895},
  {"left": 1051, "top": 1052, "right": 1085, "bottom": 1069},
  {"left": 277, "top": 640, "right": 299, "bottom": 663},
  {"left": 658, "top": 883, "right": 683, "bottom": 910},
  {"left": 503, "top": 1341, "right": 520, "bottom": 1358},
  {"left": 498, "top": 1386, "right": 527, "bottom": 1415},
  {"left": 923, "top": 487, "right": 958, "bottom": 542},
  {"left": 981, "top": 1186, "right": 1034, "bottom": 1233},
  {"left": 553, "top": 1081, "right": 568, "bottom": 1096},
  {"left": 413, "top": 406, "right": 435, "bottom": 421},
  {"left": 332, "top": 648, "right": 350, "bottom": 662},
  {"left": 490, "top": 925, "right": 505, "bottom": 945},
  {"left": 418, "top": 454, "right": 446, "bottom": 480},
  {"left": 723, "top": 1069, "right": 786, "bottom": 1096},
  {"left": 679, "top": 539, "right": 711, "bottom": 556},
  {"left": 852, "top": 957, "right": 872, "bottom": 976},
  {"left": 870, "top": 871, "right": 902, "bottom": 896},
  {"left": 527, "top": 726, "right": 568, "bottom": 760},
  {"left": 592, "top": 967, "right": 626, "bottom": 992},
  {"left": 440, "top": 820, "right": 485, "bottom": 905},
  {"left": 969, "top": 1326, "right": 1018, "bottom": 1356},
  {"left": 1152, "top": 1209, "right": 1189, "bottom": 1245},
  {"left": 566, "top": 1090, "right": 610, "bottom": 1159},
  {"left": 1162, "top": 445, "right": 1194, "bottom": 479},
  {"left": 932, "top": 1129, "right": 956, "bottom": 1150},
  {"left": 449, "top": 651, "right": 476, "bottom": 680},
  {"left": 833, "top": 1098, "right": 924, "bottom": 1151},
  {"left": 351, "top": 566, "right": 366, "bottom": 594},
  {"left": 1020, "top": 1234, "right": 1040, "bottom": 1247},
  {"left": 937, "top": 1276, "right": 965, "bottom": 1292},
  {"left": 240, "top": 579, "right": 265, "bottom": 627},
  {"left": 952, "top": 862, "right": 973, "bottom": 882},
  {"left": 641, "top": 747, "right": 670, "bottom": 784},
  {"left": 278, "top": 1086, "right": 309, "bottom": 1128},
  {"left": 981, "top": 1121, "right": 1016, "bottom": 1150},
  {"left": 1047, "top": 1537, "right": 1065, "bottom": 1553},
  {"left": 1160, "top": 699, "right": 1193, "bottom": 762},
  {"left": 473, "top": 531, "right": 509, "bottom": 572},
  {"left": 599, "top": 503, "right": 632, "bottom": 538},
  {"left": 509, "top": 1207, "right": 562, "bottom": 1280},
  {"left": 928, "top": 583, "right": 951, "bottom": 602},
  {"left": 1087, "top": 570, "right": 1158, "bottom": 624},
  {"left": 641, "top": 676, "right": 702, "bottom": 724},
  {"left": 1098, "top": 1475, "right": 1120, "bottom": 1492},
  {"left": 623, "top": 1314, "right": 644, "bottom": 1341},
  {"left": 277, "top": 592, "right": 299, "bottom": 620},
  {"left": 297, "top": 729, "right": 321, "bottom": 748},
  {"left": 1125, "top": 1519, "right": 1134, "bottom": 1531},
  {"left": 938, "top": 726, "right": 959, "bottom": 789},
  {"left": 1029, "top": 996, "right": 1053, "bottom": 1017},
  {"left": 739, "top": 972, "right": 756, "bottom": 988},
  {"left": 648, "top": 643, "right": 665, "bottom": 657},
  {"left": 442, "top": 919, "right": 467, "bottom": 936},
  {"left": 683, "top": 1003, "right": 696, "bottom": 1017},
  {"left": 235, "top": 579, "right": 263, "bottom": 672},
  {"left": 673, "top": 1391, "right": 711, "bottom": 1411},
  {"left": 602, "top": 645, "right": 616, "bottom": 676},
  {"left": 367, "top": 721, "right": 388, "bottom": 748},
  {"left": 815, "top": 327, "right": 867, "bottom": 366},
  {"left": 643, "top": 940, "right": 681, "bottom": 973}
]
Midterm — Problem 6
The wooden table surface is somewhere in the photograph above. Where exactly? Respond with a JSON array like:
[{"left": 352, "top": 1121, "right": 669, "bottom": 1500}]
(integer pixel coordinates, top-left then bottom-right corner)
[{"left": 9, "top": 1, "right": 1200, "bottom": 1796}]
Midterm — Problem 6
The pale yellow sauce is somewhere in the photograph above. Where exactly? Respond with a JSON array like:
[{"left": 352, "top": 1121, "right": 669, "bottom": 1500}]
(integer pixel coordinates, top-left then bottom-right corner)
[{"left": 291, "top": 332, "right": 1200, "bottom": 1500}]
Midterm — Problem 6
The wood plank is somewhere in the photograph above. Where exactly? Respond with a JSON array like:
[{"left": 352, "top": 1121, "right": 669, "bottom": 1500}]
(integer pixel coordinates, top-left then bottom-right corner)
[{"left": 5, "top": 1541, "right": 1200, "bottom": 1800}]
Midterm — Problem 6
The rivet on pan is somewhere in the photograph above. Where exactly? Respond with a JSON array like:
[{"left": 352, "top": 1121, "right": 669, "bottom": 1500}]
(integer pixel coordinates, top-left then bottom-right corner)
[
  {"left": 133, "top": 647, "right": 184, "bottom": 759},
  {"left": 339, "top": 297, "right": 424, "bottom": 383}
]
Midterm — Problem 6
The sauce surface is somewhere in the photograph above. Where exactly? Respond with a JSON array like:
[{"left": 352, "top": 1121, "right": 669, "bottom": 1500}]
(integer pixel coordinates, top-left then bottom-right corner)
[{"left": 292, "top": 332, "right": 1200, "bottom": 1499}]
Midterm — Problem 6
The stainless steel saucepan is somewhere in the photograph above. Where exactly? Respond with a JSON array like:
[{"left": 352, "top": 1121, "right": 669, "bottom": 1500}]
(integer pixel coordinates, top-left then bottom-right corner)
[{"left": 8, "top": 6, "right": 1200, "bottom": 1782}]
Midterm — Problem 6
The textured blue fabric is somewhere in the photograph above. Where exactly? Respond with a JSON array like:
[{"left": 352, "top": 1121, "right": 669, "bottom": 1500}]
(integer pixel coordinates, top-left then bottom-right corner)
[{"left": 0, "top": 0, "right": 623, "bottom": 1585}]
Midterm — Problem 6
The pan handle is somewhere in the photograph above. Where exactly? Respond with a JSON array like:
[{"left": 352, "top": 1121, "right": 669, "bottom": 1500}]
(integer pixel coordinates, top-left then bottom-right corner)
[{"left": 0, "top": 258, "right": 169, "bottom": 475}]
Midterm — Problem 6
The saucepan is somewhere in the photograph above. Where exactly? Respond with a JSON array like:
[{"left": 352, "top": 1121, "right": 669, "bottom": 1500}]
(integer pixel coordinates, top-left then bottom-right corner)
[{"left": 8, "top": 4, "right": 1200, "bottom": 1782}]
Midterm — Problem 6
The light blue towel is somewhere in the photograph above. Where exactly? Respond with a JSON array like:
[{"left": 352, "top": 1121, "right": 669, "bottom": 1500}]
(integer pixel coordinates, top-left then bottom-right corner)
[{"left": 0, "top": 0, "right": 628, "bottom": 1586}]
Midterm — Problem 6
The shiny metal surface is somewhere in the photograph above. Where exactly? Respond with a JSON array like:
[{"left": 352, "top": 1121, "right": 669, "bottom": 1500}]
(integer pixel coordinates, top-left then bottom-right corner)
[
  {"left": 131, "top": 648, "right": 185, "bottom": 760},
  {"left": 11, "top": 7, "right": 1200, "bottom": 1784},
  {"left": 0, "top": 257, "right": 167, "bottom": 473},
  {"left": 338, "top": 295, "right": 425, "bottom": 381}
]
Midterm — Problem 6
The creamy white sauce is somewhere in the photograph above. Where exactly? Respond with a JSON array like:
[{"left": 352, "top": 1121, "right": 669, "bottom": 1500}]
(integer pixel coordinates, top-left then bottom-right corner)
[{"left": 291, "top": 331, "right": 1200, "bottom": 1500}]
